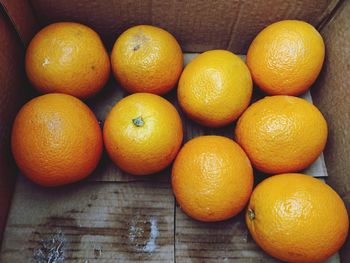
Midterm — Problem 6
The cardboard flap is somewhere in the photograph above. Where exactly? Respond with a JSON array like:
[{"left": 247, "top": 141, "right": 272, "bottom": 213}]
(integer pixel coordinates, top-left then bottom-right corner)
[
  {"left": 0, "top": 10, "right": 29, "bottom": 245},
  {"left": 30, "top": 0, "right": 338, "bottom": 52},
  {"left": 313, "top": 0, "right": 350, "bottom": 261},
  {"left": 0, "top": 0, "right": 39, "bottom": 45}
]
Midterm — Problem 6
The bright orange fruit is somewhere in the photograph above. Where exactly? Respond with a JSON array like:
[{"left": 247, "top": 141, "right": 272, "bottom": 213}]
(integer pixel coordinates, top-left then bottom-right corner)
[
  {"left": 103, "top": 93, "right": 183, "bottom": 175},
  {"left": 25, "top": 22, "right": 110, "bottom": 99},
  {"left": 178, "top": 50, "right": 252, "bottom": 127},
  {"left": 111, "top": 25, "right": 183, "bottom": 94},
  {"left": 235, "top": 95, "right": 327, "bottom": 174},
  {"left": 11, "top": 94, "right": 103, "bottom": 186},
  {"left": 246, "top": 173, "right": 349, "bottom": 263},
  {"left": 247, "top": 20, "right": 325, "bottom": 95},
  {"left": 172, "top": 136, "right": 253, "bottom": 222}
]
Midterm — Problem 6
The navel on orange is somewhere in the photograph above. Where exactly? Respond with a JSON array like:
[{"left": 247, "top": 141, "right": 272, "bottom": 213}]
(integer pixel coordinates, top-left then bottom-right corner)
[
  {"left": 25, "top": 22, "right": 110, "bottom": 99},
  {"left": 111, "top": 25, "right": 183, "bottom": 94},
  {"left": 235, "top": 95, "right": 327, "bottom": 174},
  {"left": 103, "top": 93, "right": 183, "bottom": 175},
  {"left": 178, "top": 50, "right": 252, "bottom": 127},
  {"left": 246, "top": 173, "right": 349, "bottom": 263},
  {"left": 11, "top": 94, "right": 103, "bottom": 187},
  {"left": 172, "top": 136, "right": 253, "bottom": 222},
  {"left": 247, "top": 20, "right": 325, "bottom": 95}
]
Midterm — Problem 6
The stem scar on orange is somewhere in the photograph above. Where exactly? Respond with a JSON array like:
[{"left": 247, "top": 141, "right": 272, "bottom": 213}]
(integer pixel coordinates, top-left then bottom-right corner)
[
  {"left": 246, "top": 173, "right": 349, "bottom": 263},
  {"left": 103, "top": 93, "right": 183, "bottom": 176}
]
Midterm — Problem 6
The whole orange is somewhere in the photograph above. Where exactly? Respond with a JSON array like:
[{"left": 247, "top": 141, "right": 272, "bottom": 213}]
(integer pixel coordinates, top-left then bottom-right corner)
[
  {"left": 172, "top": 136, "right": 253, "bottom": 222},
  {"left": 246, "top": 173, "right": 349, "bottom": 263},
  {"left": 178, "top": 50, "right": 252, "bottom": 127},
  {"left": 25, "top": 22, "right": 110, "bottom": 99},
  {"left": 111, "top": 25, "right": 183, "bottom": 94},
  {"left": 103, "top": 93, "right": 183, "bottom": 175},
  {"left": 235, "top": 96, "right": 327, "bottom": 174},
  {"left": 11, "top": 94, "right": 103, "bottom": 187},
  {"left": 247, "top": 20, "right": 325, "bottom": 96}
]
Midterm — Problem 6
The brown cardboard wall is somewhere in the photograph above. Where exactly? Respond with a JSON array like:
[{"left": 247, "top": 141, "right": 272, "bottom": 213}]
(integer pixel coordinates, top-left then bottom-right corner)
[
  {"left": 0, "top": 0, "right": 38, "bottom": 45},
  {"left": 313, "top": 1, "right": 350, "bottom": 261},
  {"left": 30, "top": 0, "right": 338, "bottom": 52},
  {"left": 0, "top": 9, "right": 29, "bottom": 244}
]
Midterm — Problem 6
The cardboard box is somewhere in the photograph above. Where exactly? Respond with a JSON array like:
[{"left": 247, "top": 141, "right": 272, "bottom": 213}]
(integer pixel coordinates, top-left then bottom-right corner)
[{"left": 0, "top": 0, "right": 349, "bottom": 262}]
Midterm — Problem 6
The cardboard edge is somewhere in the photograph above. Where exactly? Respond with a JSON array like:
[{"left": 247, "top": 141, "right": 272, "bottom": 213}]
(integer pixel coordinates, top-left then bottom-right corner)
[{"left": 0, "top": 0, "right": 39, "bottom": 46}]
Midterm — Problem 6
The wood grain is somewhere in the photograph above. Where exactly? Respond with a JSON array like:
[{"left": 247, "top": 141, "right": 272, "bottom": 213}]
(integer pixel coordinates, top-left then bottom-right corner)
[
  {"left": 175, "top": 207, "right": 277, "bottom": 262},
  {"left": 0, "top": 176, "right": 174, "bottom": 262}
]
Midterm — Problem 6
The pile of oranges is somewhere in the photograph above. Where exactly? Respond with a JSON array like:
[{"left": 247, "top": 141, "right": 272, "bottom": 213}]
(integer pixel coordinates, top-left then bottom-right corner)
[{"left": 11, "top": 21, "right": 348, "bottom": 262}]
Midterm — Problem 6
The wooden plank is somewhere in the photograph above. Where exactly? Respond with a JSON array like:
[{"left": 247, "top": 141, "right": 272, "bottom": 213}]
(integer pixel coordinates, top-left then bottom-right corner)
[
  {"left": 175, "top": 182, "right": 339, "bottom": 263},
  {"left": 0, "top": 176, "right": 174, "bottom": 262},
  {"left": 175, "top": 207, "right": 278, "bottom": 262}
]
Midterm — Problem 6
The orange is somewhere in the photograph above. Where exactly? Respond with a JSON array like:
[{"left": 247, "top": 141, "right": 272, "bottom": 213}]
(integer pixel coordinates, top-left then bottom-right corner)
[
  {"left": 25, "top": 22, "right": 110, "bottom": 99},
  {"left": 247, "top": 20, "right": 325, "bottom": 95},
  {"left": 246, "top": 173, "right": 349, "bottom": 263},
  {"left": 178, "top": 50, "right": 252, "bottom": 127},
  {"left": 111, "top": 25, "right": 183, "bottom": 94},
  {"left": 103, "top": 93, "right": 183, "bottom": 175},
  {"left": 11, "top": 93, "right": 103, "bottom": 187},
  {"left": 172, "top": 136, "right": 253, "bottom": 222},
  {"left": 235, "top": 96, "right": 327, "bottom": 174}
]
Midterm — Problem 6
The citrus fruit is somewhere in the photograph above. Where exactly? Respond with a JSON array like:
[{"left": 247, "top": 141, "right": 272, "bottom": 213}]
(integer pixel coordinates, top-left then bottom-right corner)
[
  {"left": 11, "top": 93, "right": 103, "bottom": 187},
  {"left": 178, "top": 50, "right": 252, "bottom": 127},
  {"left": 172, "top": 135, "right": 253, "bottom": 222},
  {"left": 246, "top": 173, "right": 349, "bottom": 263},
  {"left": 25, "top": 22, "right": 110, "bottom": 99},
  {"left": 247, "top": 20, "right": 325, "bottom": 95},
  {"left": 111, "top": 25, "right": 183, "bottom": 94},
  {"left": 103, "top": 93, "right": 183, "bottom": 175},
  {"left": 235, "top": 95, "right": 327, "bottom": 174}
]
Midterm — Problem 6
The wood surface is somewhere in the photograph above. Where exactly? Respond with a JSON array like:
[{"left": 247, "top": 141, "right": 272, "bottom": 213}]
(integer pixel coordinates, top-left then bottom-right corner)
[{"left": 0, "top": 54, "right": 332, "bottom": 262}]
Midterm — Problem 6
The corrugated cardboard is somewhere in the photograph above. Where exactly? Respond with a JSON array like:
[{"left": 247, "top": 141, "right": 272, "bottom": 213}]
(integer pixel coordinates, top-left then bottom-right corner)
[
  {"left": 29, "top": 0, "right": 338, "bottom": 52},
  {"left": 0, "top": 7, "right": 30, "bottom": 244},
  {"left": 0, "top": 0, "right": 349, "bottom": 262},
  {"left": 0, "top": 0, "right": 38, "bottom": 45},
  {"left": 313, "top": 1, "right": 350, "bottom": 261}
]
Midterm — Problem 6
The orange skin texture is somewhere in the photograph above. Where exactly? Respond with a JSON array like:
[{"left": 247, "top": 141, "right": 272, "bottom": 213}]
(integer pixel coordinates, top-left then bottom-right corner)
[
  {"left": 172, "top": 136, "right": 253, "bottom": 222},
  {"left": 247, "top": 20, "right": 325, "bottom": 96},
  {"left": 25, "top": 22, "right": 110, "bottom": 99},
  {"left": 178, "top": 50, "right": 252, "bottom": 127},
  {"left": 11, "top": 94, "right": 103, "bottom": 187},
  {"left": 235, "top": 95, "right": 327, "bottom": 174},
  {"left": 103, "top": 93, "right": 183, "bottom": 175},
  {"left": 246, "top": 173, "right": 349, "bottom": 263},
  {"left": 111, "top": 25, "right": 183, "bottom": 95}
]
